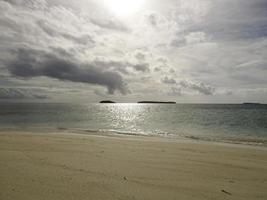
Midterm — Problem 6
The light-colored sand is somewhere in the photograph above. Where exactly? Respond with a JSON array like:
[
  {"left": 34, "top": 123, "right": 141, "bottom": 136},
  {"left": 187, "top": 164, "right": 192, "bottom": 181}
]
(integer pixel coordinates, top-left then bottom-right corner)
[{"left": 0, "top": 131, "right": 267, "bottom": 200}]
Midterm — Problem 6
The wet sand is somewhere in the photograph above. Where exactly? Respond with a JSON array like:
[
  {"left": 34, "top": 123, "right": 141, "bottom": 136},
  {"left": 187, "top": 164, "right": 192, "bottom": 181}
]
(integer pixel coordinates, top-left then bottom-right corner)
[{"left": 0, "top": 131, "right": 267, "bottom": 200}]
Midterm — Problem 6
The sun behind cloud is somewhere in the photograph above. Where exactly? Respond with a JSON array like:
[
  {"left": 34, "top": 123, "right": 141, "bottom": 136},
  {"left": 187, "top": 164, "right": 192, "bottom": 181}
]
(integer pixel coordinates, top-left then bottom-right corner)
[{"left": 104, "top": 0, "right": 145, "bottom": 16}]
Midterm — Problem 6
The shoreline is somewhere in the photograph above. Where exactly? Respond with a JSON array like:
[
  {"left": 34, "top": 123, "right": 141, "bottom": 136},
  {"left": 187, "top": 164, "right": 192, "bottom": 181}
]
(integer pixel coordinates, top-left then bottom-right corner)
[
  {"left": 1, "top": 130, "right": 267, "bottom": 200},
  {"left": 1, "top": 127, "right": 267, "bottom": 148}
]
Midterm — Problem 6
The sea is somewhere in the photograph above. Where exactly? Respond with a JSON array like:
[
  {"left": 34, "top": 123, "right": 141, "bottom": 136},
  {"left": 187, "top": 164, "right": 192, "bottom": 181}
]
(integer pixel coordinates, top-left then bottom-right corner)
[{"left": 0, "top": 103, "right": 267, "bottom": 146}]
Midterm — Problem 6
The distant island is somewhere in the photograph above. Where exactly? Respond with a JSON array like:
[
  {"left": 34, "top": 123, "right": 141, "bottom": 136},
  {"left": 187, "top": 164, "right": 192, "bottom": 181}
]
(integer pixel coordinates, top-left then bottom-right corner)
[
  {"left": 138, "top": 101, "right": 176, "bottom": 104},
  {"left": 99, "top": 100, "right": 116, "bottom": 103},
  {"left": 99, "top": 100, "right": 176, "bottom": 104},
  {"left": 243, "top": 102, "right": 262, "bottom": 105}
]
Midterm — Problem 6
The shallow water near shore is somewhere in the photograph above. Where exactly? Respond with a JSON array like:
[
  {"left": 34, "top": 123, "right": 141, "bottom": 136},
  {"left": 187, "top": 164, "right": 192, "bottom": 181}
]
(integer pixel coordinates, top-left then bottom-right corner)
[{"left": 0, "top": 103, "right": 267, "bottom": 146}]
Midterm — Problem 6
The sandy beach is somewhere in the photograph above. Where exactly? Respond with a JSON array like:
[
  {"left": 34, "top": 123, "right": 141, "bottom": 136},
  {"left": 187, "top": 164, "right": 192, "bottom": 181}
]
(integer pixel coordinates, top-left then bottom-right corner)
[{"left": 0, "top": 131, "right": 267, "bottom": 200}]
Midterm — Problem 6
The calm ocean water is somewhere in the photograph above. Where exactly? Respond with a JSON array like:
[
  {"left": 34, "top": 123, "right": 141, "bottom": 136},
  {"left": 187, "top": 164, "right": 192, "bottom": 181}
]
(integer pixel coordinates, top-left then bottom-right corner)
[{"left": 0, "top": 103, "right": 267, "bottom": 145}]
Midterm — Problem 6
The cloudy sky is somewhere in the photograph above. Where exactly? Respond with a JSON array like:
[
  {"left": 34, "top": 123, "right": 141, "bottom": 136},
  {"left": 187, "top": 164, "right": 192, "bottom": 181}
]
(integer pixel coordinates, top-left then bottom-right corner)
[{"left": 0, "top": 0, "right": 267, "bottom": 103}]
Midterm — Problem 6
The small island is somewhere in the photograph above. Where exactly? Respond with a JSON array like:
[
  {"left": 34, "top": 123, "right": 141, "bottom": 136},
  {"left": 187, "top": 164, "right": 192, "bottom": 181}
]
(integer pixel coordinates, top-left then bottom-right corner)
[
  {"left": 138, "top": 101, "right": 176, "bottom": 104},
  {"left": 243, "top": 102, "right": 262, "bottom": 105},
  {"left": 99, "top": 100, "right": 116, "bottom": 103},
  {"left": 99, "top": 100, "right": 176, "bottom": 104}
]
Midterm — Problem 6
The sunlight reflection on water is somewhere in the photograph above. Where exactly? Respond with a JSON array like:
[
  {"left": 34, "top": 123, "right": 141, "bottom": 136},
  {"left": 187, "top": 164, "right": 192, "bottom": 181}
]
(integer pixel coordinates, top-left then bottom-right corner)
[{"left": 1, "top": 103, "right": 267, "bottom": 145}]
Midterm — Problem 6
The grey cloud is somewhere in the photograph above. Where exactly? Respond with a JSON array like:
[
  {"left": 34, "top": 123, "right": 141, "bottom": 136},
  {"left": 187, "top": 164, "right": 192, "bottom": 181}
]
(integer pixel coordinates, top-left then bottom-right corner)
[
  {"left": 171, "top": 31, "right": 206, "bottom": 47},
  {"left": 169, "top": 0, "right": 267, "bottom": 51},
  {"left": 157, "top": 57, "right": 168, "bottom": 64},
  {"left": 2, "top": 0, "right": 37, "bottom": 6},
  {"left": 37, "top": 20, "right": 95, "bottom": 46},
  {"left": 133, "top": 63, "right": 150, "bottom": 72},
  {"left": 162, "top": 76, "right": 176, "bottom": 84},
  {"left": 144, "top": 11, "right": 167, "bottom": 28},
  {"left": 94, "top": 89, "right": 107, "bottom": 97},
  {"left": 154, "top": 67, "right": 161, "bottom": 72},
  {"left": 89, "top": 57, "right": 150, "bottom": 74},
  {"left": 90, "top": 18, "right": 129, "bottom": 32},
  {"left": 146, "top": 13, "right": 158, "bottom": 26},
  {"left": 187, "top": 0, "right": 267, "bottom": 41},
  {"left": 230, "top": 72, "right": 267, "bottom": 86},
  {"left": 93, "top": 58, "right": 127, "bottom": 68},
  {"left": 32, "top": 93, "right": 48, "bottom": 99},
  {"left": 50, "top": 47, "right": 74, "bottom": 58},
  {"left": 114, "top": 67, "right": 129, "bottom": 75},
  {"left": 169, "top": 68, "right": 176, "bottom": 73},
  {"left": 92, "top": 58, "right": 130, "bottom": 75},
  {"left": 37, "top": 20, "right": 56, "bottom": 36},
  {"left": 6, "top": 49, "right": 129, "bottom": 95},
  {"left": 135, "top": 52, "right": 146, "bottom": 62},
  {"left": 225, "top": 90, "right": 233, "bottom": 96},
  {"left": 62, "top": 34, "right": 95, "bottom": 45},
  {"left": 180, "top": 80, "right": 215, "bottom": 95},
  {"left": 170, "top": 37, "right": 186, "bottom": 47},
  {"left": 0, "top": 87, "right": 48, "bottom": 99},
  {"left": 2, "top": 0, "right": 17, "bottom": 4},
  {"left": 5, "top": 0, "right": 48, "bottom": 11},
  {"left": 0, "top": 88, "right": 27, "bottom": 99},
  {"left": 1, "top": 0, "right": 267, "bottom": 102},
  {"left": 168, "top": 87, "right": 182, "bottom": 96}
]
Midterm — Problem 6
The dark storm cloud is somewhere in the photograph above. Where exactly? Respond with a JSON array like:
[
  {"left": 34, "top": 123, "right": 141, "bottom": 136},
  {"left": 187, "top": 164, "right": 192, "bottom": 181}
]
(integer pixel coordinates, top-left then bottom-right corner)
[
  {"left": 6, "top": 49, "right": 129, "bottom": 95},
  {"left": 179, "top": 80, "right": 215, "bottom": 95}
]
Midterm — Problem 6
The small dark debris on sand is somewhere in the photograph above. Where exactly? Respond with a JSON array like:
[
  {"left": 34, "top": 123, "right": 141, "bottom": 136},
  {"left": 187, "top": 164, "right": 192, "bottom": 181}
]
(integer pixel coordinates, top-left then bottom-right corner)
[
  {"left": 221, "top": 189, "right": 232, "bottom": 195},
  {"left": 123, "top": 176, "right": 127, "bottom": 181}
]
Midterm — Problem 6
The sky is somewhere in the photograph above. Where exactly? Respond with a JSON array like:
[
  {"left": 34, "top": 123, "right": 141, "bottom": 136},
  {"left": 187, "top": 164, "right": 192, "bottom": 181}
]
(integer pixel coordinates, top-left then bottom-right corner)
[{"left": 0, "top": 0, "right": 267, "bottom": 103}]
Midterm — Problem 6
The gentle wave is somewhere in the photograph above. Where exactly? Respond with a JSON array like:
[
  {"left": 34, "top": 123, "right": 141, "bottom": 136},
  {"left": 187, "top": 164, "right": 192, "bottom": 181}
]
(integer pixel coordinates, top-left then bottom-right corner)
[{"left": 0, "top": 103, "right": 267, "bottom": 146}]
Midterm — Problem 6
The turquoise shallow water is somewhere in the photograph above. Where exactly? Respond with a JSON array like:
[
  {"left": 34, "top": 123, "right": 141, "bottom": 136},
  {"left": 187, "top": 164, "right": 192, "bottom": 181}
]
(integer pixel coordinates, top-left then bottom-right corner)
[{"left": 0, "top": 103, "right": 267, "bottom": 145}]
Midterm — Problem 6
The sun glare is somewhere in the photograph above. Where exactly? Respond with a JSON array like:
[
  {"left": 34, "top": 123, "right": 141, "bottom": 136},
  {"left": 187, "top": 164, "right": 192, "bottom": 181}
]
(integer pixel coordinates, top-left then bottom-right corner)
[{"left": 104, "top": 0, "right": 145, "bottom": 16}]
